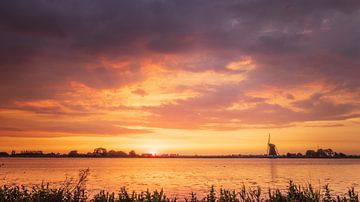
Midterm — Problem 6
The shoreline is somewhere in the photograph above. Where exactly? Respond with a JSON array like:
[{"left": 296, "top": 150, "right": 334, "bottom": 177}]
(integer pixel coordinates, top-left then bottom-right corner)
[{"left": 1, "top": 156, "right": 360, "bottom": 159}]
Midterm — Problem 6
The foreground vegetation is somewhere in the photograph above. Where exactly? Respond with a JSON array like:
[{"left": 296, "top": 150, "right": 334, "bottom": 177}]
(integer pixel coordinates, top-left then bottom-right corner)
[{"left": 0, "top": 169, "right": 358, "bottom": 202}]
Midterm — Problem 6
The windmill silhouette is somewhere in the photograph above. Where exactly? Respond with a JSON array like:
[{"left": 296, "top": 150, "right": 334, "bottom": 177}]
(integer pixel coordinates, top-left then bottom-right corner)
[{"left": 267, "top": 133, "right": 278, "bottom": 157}]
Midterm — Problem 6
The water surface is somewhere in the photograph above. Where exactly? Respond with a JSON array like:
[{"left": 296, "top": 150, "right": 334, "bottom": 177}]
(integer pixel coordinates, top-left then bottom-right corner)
[{"left": 0, "top": 158, "right": 359, "bottom": 197}]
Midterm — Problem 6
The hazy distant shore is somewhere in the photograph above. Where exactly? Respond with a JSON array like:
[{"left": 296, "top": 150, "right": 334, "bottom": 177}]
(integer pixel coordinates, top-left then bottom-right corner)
[
  {"left": 1, "top": 147, "right": 359, "bottom": 159},
  {"left": 1, "top": 155, "right": 360, "bottom": 158}
]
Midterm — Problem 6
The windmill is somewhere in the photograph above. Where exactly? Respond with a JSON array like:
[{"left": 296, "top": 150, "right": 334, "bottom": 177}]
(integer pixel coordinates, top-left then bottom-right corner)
[{"left": 267, "top": 133, "right": 278, "bottom": 157}]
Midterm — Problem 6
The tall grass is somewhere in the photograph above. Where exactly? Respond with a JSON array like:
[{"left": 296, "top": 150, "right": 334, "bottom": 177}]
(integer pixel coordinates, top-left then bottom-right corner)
[
  {"left": 0, "top": 168, "right": 89, "bottom": 202},
  {"left": 0, "top": 170, "right": 358, "bottom": 202}
]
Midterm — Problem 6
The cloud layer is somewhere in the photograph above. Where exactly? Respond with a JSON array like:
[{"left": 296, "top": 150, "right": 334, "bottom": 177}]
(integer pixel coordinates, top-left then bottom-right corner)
[{"left": 0, "top": 0, "right": 359, "bottom": 137}]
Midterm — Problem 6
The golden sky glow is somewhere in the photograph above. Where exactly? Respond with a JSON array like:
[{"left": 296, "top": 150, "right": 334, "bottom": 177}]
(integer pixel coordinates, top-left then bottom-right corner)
[{"left": 0, "top": 1, "right": 360, "bottom": 154}]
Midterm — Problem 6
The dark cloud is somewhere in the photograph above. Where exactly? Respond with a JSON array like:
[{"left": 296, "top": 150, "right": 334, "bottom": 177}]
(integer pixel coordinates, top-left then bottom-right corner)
[
  {"left": 292, "top": 92, "right": 357, "bottom": 120},
  {"left": 0, "top": 117, "right": 151, "bottom": 137},
  {"left": 145, "top": 85, "right": 359, "bottom": 129},
  {"left": 0, "top": 0, "right": 359, "bottom": 131},
  {"left": 132, "top": 88, "right": 148, "bottom": 97}
]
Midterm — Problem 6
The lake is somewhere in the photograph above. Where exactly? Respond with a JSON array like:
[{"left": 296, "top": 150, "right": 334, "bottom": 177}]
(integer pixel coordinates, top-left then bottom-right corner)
[{"left": 0, "top": 158, "right": 359, "bottom": 198}]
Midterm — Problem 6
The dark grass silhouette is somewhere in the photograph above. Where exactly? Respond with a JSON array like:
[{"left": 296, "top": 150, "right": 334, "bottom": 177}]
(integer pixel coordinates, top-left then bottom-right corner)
[{"left": 0, "top": 169, "right": 358, "bottom": 202}]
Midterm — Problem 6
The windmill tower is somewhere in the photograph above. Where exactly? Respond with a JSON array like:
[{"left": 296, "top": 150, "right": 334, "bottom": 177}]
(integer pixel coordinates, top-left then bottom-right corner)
[{"left": 267, "top": 133, "right": 278, "bottom": 157}]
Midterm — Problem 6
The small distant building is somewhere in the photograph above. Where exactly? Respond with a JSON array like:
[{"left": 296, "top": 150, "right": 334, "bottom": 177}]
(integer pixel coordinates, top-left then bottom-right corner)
[{"left": 305, "top": 150, "right": 317, "bottom": 157}]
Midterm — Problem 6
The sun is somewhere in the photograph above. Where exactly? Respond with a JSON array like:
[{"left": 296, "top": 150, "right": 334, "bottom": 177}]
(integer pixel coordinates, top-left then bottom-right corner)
[{"left": 150, "top": 151, "right": 157, "bottom": 157}]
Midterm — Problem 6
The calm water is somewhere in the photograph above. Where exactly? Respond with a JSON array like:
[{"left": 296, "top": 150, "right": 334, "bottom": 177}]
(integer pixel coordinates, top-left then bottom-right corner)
[{"left": 0, "top": 158, "right": 359, "bottom": 197}]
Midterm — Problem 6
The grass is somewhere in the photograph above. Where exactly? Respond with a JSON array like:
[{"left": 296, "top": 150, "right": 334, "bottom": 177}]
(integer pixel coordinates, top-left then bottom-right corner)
[{"left": 0, "top": 169, "right": 358, "bottom": 202}]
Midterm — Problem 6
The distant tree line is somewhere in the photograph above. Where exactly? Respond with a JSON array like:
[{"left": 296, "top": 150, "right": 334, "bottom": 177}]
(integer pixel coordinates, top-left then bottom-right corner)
[
  {"left": 0, "top": 147, "right": 357, "bottom": 158},
  {"left": 0, "top": 148, "right": 142, "bottom": 158},
  {"left": 285, "top": 148, "right": 347, "bottom": 158},
  {"left": 0, "top": 148, "right": 181, "bottom": 158},
  {"left": 67, "top": 148, "right": 140, "bottom": 158}
]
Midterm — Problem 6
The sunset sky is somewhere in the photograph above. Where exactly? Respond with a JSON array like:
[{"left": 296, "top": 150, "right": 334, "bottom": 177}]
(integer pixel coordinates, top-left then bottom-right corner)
[{"left": 0, "top": 1, "right": 360, "bottom": 155}]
